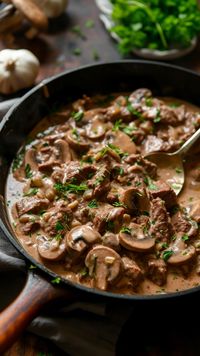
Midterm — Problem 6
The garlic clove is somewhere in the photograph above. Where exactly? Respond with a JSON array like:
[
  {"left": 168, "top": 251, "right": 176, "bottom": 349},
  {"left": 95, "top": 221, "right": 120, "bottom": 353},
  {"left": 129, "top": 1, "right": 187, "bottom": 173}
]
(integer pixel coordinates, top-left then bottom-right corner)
[{"left": 0, "top": 49, "right": 40, "bottom": 95}]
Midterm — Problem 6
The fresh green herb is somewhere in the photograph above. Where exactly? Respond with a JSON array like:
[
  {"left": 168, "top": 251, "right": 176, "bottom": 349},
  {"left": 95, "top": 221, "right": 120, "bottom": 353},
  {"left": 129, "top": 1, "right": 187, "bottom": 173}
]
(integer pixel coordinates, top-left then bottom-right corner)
[
  {"left": 81, "top": 156, "right": 93, "bottom": 164},
  {"left": 12, "top": 147, "right": 25, "bottom": 172},
  {"left": 72, "top": 110, "right": 84, "bottom": 121},
  {"left": 72, "top": 128, "right": 80, "bottom": 139},
  {"left": 123, "top": 125, "right": 137, "bottom": 135},
  {"left": 51, "top": 277, "right": 61, "bottom": 284},
  {"left": 54, "top": 182, "right": 88, "bottom": 195},
  {"left": 135, "top": 181, "right": 142, "bottom": 187},
  {"left": 182, "top": 234, "right": 189, "bottom": 241},
  {"left": 24, "top": 188, "right": 38, "bottom": 196},
  {"left": 92, "top": 49, "right": 100, "bottom": 61},
  {"left": 126, "top": 101, "right": 141, "bottom": 118},
  {"left": 29, "top": 264, "right": 37, "bottom": 270},
  {"left": 120, "top": 226, "right": 131, "bottom": 234},
  {"left": 175, "top": 167, "right": 183, "bottom": 174},
  {"left": 55, "top": 234, "right": 63, "bottom": 241},
  {"left": 107, "top": 143, "right": 128, "bottom": 157},
  {"left": 88, "top": 199, "right": 98, "bottom": 208},
  {"left": 112, "top": 201, "right": 127, "bottom": 208},
  {"left": 145, "top": 97, "right": 153, "bottom": 107},
  {"left": 143, "top": 211, "right": 149, "bottom": 216},
  {"left": 112, "top": 119, "right": 123, "bottom": 131},
  {"left": 55, "top": 221, "right": 64, "bottom": 231},
  {"left": 85, "top": 19, "right": 95, "bottom": 28},
  {"left": 71, "top": 25, "right": 86, "bottom": 39},
  {"left": 171, "top": 183, "right": 182, "bottom": 190},
  {"left": 143, "top": 176, "right": 157, "bottom": 190},
  {"left": 153, "top": 116, "right": 161, "bottom": 123},
  {"left": 25, "top": 164, "right": 33, "bottom": 178},
  {"left": 162, "top": 250, "right": 174, "bottom": 261},
  {"left": 110, "top": 0, "right": 200, "bottom": 54},
  {"left": 79, "top": 267, "right": 89, "bottom": 277},
  {"left": 161, "top": 242, "right": 169, "bottom": 249},
  {"left": 73, "top": 47, "right": 82, "bottom": 56},
  {"left": 37, "top": 352, "right": 53, "bottom": 356}
]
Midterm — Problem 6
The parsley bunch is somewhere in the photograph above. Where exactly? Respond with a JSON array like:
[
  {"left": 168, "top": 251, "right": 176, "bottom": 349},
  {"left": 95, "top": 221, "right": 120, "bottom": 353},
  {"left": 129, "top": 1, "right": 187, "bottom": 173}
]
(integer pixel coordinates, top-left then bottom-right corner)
[{"left": 110, "top": 0, "right": 200, "bottom": 54}]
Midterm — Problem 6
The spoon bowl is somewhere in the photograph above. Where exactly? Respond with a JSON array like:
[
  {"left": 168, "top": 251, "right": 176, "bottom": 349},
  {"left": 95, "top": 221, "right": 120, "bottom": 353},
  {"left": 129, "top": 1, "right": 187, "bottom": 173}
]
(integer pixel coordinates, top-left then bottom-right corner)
[{"left": 145, "top": 126, "right": 200, "bottom": 195}]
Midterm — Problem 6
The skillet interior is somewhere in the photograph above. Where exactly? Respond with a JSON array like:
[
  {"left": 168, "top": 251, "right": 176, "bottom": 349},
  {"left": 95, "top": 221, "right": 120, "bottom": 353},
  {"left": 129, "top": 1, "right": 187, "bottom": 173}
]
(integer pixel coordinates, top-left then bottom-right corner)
[{"left": 1, "top": 60, "right": 200, "bottom": 301}]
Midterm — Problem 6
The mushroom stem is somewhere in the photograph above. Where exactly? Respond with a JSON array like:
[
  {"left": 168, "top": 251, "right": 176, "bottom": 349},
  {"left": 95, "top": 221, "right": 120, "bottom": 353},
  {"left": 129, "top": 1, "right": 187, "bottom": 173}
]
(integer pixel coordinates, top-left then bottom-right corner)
[{"left": 10, "top": 0, "right": 48, "bottom": 31}]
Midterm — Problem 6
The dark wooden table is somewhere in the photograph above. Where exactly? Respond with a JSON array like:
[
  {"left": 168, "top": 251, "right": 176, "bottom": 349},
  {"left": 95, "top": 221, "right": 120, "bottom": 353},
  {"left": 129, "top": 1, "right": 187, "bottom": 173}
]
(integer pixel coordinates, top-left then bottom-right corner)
[{"left": 2, "top": 0, "right": 200, "bottom": 354}]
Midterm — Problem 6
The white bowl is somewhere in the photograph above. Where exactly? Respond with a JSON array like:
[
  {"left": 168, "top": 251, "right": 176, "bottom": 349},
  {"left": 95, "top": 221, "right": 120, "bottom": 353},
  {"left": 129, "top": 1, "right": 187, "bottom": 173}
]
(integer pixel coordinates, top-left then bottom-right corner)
[{"left": 96, "top": 0, "right": 197, "bottom": 60}]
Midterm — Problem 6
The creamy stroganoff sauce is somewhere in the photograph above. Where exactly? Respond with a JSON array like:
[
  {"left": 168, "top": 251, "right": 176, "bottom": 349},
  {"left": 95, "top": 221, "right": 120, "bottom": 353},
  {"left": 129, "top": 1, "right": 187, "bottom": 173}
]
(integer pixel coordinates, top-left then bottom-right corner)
[{"left": 6, "top": 89, "right": 200, "bottom": 295}]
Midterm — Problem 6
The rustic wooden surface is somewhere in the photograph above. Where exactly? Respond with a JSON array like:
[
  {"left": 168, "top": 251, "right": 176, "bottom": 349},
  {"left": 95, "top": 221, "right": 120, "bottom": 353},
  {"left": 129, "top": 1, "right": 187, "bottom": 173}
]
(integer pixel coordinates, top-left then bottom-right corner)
[{"left": 1, "top": 0, "right": 200, "bottom": 355}]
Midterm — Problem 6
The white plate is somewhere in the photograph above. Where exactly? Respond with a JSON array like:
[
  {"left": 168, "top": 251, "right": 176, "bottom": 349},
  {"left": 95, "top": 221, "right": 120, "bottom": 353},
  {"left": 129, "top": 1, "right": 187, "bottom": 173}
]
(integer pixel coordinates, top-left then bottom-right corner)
[{"left": 95, "top": 0, "right": 197, "bottom": 60}]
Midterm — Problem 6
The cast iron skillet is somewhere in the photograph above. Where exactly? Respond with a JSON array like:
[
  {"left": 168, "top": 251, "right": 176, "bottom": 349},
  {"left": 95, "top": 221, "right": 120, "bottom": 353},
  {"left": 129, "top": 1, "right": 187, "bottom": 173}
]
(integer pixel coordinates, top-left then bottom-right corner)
[{"left": 1, "top": 60, "right": 200, "bottom": 352}]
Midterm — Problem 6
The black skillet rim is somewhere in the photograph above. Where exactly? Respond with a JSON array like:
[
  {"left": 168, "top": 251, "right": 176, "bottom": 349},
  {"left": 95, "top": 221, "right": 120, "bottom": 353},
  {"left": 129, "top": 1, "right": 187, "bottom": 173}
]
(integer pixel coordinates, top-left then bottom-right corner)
[{"left": 1, "top": 59, "right": 200, "bottom": 301}]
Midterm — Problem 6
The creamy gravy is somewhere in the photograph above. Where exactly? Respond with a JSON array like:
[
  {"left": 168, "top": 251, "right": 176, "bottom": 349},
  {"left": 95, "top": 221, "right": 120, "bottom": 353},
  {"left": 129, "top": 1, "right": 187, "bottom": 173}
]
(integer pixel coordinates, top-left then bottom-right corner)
[{"left": 6, "top": 89, "right": 200, "bottom": 295}]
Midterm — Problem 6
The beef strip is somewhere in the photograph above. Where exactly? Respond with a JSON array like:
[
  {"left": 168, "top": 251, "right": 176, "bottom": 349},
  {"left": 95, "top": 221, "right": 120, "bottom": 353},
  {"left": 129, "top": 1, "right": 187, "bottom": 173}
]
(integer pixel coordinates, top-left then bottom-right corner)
[
  {"left": 16, "top": 197, "right": 49, "bottom": 217},
  {"left": 149, "top": 198, "right": 173, "bottom": 242}
]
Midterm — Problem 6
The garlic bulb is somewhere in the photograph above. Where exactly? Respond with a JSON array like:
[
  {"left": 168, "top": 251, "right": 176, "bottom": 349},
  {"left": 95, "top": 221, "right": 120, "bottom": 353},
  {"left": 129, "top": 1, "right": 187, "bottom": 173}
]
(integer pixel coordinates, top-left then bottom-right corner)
[
  {"left": 33, "top": 0, "right": 68, "bottom": 18},
  {"left": 0, "top": 49, "right": 40, "bottom": 95}
]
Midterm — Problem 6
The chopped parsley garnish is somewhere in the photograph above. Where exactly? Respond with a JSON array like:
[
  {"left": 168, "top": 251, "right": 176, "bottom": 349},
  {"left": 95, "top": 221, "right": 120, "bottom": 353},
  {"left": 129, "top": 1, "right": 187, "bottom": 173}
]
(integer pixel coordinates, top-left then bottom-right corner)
[
  {"left": 120, "top": 227, "right": 131, "bottom": 234},
  {"left": 24, "top": 188, "right": 38, "bottom": 196},
  {"left": 55, "top": 234, "right": 63, "bottom": 241},
  {"left": 71, "top": 25, "right": 86, "bottom": 39},
  {"left": 54, "top": 182, "right": 88, "bottom": 195},
  {"left": 153, "top": 109, "right": 161, "bottom": 123},
  {"left": 182, "top": 234, "right": 189, "bottom": 242},
  {"left": 112, "top": 119, "right": 123, "bottom": 131},
  {"left": 145, "top": 97, "right": 153, "bottom": 107},
  {"left": 162, "top": 250, "right": 174, "bottom": 261},
  {"left": 12, "top": 147, "right": 25, "bottom": 172},
  {"left": 81, "top": 156, "right": 93, "bottom": 164},
  {"left": 72, "top": 110, "right": 84, "bottom": 122},
  {"left": 73, "top": 47, "right": 82, "bottom": 56},
  {"left": 175, "top": 167, "right": 183, "bottom": 174},
  {"left": 123, "top": 125, "right": 137, "bottom": 135},
  {"left": 85, "top": 19, "right": 95, "bottom": 28},
  {"left": 112, "top": 201, "right": 127, "bottom": 208},
  {"left": 126, "top": 101, "right": 141, "bottom": 118},
  {"left": 88, "top": 199, "right": 98, "bottom": 208},
  {"left": 51, "top": 277, "right": 61, "bottom": 284},
  {"left": 79, "top": 267, "right": 89, "bottom": 277},
  {"left": 143, "top": 176, "right": 157, "bottom": 190},
  {"left": 161, "top": 242, "right": 169, "bottom": 249},
  {"left": 55, "top": 221, "right": 64, "bottom": 231},
  {"left": 169, "top": 102, "right": 180, "bottom": 108},
  {"left": 25, "top": 164, "right": 33, "bottom": 178}
]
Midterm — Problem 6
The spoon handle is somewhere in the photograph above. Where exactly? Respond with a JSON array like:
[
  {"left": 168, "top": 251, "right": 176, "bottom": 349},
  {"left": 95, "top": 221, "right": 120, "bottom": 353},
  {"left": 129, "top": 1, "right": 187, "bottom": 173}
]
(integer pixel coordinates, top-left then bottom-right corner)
[{"left": 175, "top": 126, "right": 200, "bottom": 156}]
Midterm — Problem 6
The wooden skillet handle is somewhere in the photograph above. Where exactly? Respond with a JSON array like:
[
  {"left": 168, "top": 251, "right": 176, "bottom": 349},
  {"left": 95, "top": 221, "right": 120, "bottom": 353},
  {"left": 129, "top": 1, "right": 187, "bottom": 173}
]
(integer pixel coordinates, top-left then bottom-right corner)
[{"left": 0, "top": 271, "right": 73, "bottom": 354}]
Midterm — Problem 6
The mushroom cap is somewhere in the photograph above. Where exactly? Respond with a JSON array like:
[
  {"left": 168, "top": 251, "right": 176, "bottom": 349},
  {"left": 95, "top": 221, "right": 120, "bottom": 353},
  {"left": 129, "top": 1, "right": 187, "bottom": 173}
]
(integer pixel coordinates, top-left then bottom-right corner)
[
  {"left": 111, "top": 130, "right": 137, "bottom": 155},
  {"left": 66, "top": 129, "right": 90, "bottom": 151},
  {"left": 119, "top": 224, "right": 155, "bottom": 252},
  {"left": 54, "top": 139, "right": 71, "bottom": 163},
  {"left": 11, "top": 0, "right": 48, "bottom": 30},
  {"left": 166, "top": 235, "right": 196, "bottom": 265},
  {"left": 120, "top": 187, "right": 150, "bottom": 212},
  {"left": 85, "top": 119, "right": 106, "bottom": 140},
  {"left": 37, "top": 236, "right": 66, "bottom": 261},
  {"left": 65, "top": 225, "right": 101, "bottom": 256},
  {"left": 24, "top": 148, "right": 38, "bottom": 172},
  {"left": 85, "top": 245, "right": 122, "bottom": 290}
]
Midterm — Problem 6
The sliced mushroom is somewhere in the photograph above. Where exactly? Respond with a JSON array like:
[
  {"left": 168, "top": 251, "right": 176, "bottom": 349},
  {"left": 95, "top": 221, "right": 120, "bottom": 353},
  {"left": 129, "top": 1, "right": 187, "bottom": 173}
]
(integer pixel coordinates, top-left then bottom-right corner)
[
  {"left": 120, "top": 187, "right": 150, "bottom": 212},
  {"left": 66, "top": 129, "right": 90, "bottom": 152},
  {"left": 37, "top": 235, "right": 66, "bottom": 261},
  {"left": 54, "top": 139, "right": 71, "bottom": 162},
  {"left": 111, "top": 130, "right": 137, "bottom": 155},
  {"left": 166, "top": 234, "right": 196, "bottom": 265},
  {"left": 11, "top": 0, "right": 48, "bottom": 31},
  {"left": 65, "top": 225, "right": 101, "bottom": 258},
  {"left": 85, "top": 245, "right": 122, "bottom": 290},
  {"left": 24, "top": 148, "right": 38, "bottom": 172},
  {"left": 85, "top": 119, "right": 105, "bottom": 140},
  {"left": 119, "top": 223, "right": 155, "bottom": 252}
]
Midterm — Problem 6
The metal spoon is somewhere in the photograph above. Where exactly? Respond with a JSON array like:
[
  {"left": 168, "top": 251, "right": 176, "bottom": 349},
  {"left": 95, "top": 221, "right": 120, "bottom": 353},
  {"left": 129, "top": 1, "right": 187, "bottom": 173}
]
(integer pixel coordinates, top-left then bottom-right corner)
[{"left": 145, "top": 126, "right": 200, "bottom": 195}]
